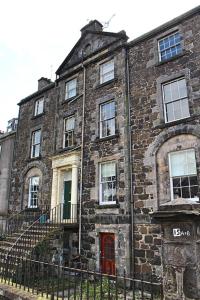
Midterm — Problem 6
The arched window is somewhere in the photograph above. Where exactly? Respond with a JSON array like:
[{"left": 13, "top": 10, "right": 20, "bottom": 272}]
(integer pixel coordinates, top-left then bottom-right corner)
[
  {"left": 28, "top": 176, "right": 39, "bottom": 208},
  {"left": 156, "top": 134, "right": 200, "bottom": 205},
  {"left": 23, "top": 168, "right": 42, "bottom": 209}
]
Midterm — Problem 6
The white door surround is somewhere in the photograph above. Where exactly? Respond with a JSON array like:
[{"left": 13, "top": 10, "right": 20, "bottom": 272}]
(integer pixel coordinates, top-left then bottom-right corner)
[{"left": 51, "top": 152, "right": 80, "bottom": 219}]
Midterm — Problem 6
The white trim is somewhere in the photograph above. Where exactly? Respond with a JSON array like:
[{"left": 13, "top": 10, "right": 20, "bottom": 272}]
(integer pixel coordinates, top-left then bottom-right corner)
[
  {"left": 99, "top": 161, "right": 116, "bottom": 205},
  {"left": 100, "top": 59, "right": 114, "bottom": 84},
  {"left": 168, "top": 149, "right": 198, "bottom": 201},
  {"left": 28, "top": 176, "right": 39, "bottom": 208},
  {"left": 99, "top": 100, "right": 115, "bottom": 138},
  {"left": 162, "top": 78, "right": 190, "bottom": 123},
  {"left": 65, "top": 78, "right": 77, "bottom": 100}
]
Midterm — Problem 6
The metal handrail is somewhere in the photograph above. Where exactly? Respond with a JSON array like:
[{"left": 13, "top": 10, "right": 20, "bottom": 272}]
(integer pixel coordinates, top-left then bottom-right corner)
[
  {"left": 2, "top": 205, "right": 50, "bottom": 237},
  {"left": 6, "top": 203, "right": 78, "bottom": 259},
  {"left": 6, "top": 211, "right": 50, "bottom": 258}
]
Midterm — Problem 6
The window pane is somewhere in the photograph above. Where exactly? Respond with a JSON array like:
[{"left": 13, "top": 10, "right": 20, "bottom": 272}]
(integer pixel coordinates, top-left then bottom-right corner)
[
  {"left": 163, "top": 84, "right": 172, "bottom": 103},
  {"left": 182, "top": 187, "right": 190, "bottom": 198},
  {"left": 170, "top": 152, "right": 186, "bottom": 176},
  {"left": 190, "top": 186, "right": 198, "bottom": 199},
  {"left": 173, "top": 188, "right": 181, "bottom": 199},
  {"left": 66, "top": 79, "right": 77, "bottom": 99},
  {"left": 170, "top": 81, "right": 179, "bottom": 101},
  {"left": 165, "top": 102, "right": 174, "bottom": 122},
  {"left": 65, "top": 117, "right": 75, "bottom": 131},
  {"left": 189, "top": 176, "right": 198, "bottom": 186},
  {"left": 100, "top": 60, "right": 114, "bottom": 83},
  {"left": 159, "top": 32, "right": 182, "bottom": 62},
  {"left": 34, "top": 130, "right": 41, "bottom": 144},
  {"left": 173, "top": 177, "right": 180, "bottom": 187},
  {"left": 181, "top": 177, "right": 189, "bottom": 187},
  {"left": 170, "top": 150, "right": 196, "bottom": 177},
  {"left": 181, "top": 98, "right": 190, "bottom": 118},
  {"left": 173, "top": 100, "right": 182, "bottom": 120},
  {"left": 34, "top": 144, "right": 40, "bottom": 157},
  {"left": 101, "top": 162, "right": 115, "bottom": 179},
  {"left": 178, "top": 79, "right": 187, "bottom": 98},
  {"left": 187, "top": 150, "right": 197, "bottom": 175},
  {"left": 101, "top": 102, "right": 115, "bottom": 120}
]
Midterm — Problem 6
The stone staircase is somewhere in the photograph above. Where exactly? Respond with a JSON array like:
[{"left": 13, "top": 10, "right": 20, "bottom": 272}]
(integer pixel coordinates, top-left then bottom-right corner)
[
  {"left": 0, "top": 203, "right": 78, "bottom": 275},
  {"left": 0, "top": 222, "right": 60, "bottom": 258}
]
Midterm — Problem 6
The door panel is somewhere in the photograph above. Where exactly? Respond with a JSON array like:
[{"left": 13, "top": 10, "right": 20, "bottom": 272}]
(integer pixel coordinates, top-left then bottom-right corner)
[
  {"left": 100, "top": 233, "right": 115, "bottom": 275},
  {"left": 63, "top": 181, "right": 71, "bottom": 219}
]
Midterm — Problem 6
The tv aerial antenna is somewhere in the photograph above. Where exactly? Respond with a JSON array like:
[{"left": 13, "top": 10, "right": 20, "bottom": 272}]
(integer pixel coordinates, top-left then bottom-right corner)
[{"left": 103, "top": 14, "right": 116, "bottom": 29}]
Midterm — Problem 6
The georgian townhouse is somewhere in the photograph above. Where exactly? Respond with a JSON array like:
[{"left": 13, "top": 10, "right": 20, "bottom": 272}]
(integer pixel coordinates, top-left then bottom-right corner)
[
  {"left": 5, "top": 5, "right": 200, "bottom": 299},
  {"left": 129, "top": 6, "right": 200, "bottom": 299}
]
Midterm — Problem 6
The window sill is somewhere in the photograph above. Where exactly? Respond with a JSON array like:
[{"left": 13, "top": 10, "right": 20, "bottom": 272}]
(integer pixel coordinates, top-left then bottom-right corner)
[
  {"left": 153, "top": 114, "right": 200, "bottom": 130},
  {"left": 95, "top": 78, "right": 117, "bottom": 89},
  {"left": 57, "top": 145, "right": 80, "bottom": 154},
  {"left": 95, "top": 133, "right": 119, "bottom": 143},
  {"left": 31, "top": 113, "right": 45, "bottom": 120},
  {"left": 155, "top": 51, "right": 187, "bottom": 67},
  {"left": 95, "top": 204, "right": 119, "bottom": 209},
  {"left": 27, "top": 155, "right": 42, "bottom": 162},
  {"left": 62, "top": 94, "right": 82, "bottom": 105}
]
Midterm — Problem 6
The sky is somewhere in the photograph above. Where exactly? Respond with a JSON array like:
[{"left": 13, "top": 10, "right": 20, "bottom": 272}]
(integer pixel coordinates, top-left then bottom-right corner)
[{"left": 0, "top": 0, "right": 199, "bottom": 131}]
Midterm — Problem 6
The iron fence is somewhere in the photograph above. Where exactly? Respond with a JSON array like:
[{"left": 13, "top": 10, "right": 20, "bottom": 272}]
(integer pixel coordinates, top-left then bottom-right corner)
[{"left": 0, "top": 254, "right": 163, "bottom": 300}]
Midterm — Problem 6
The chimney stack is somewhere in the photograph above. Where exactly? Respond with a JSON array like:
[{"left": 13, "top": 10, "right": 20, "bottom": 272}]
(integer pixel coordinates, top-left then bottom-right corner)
[
  {"left": 81, "top": 20, "right": 103, "bottom": 36},
  {"left": 38, "top": 77, "right": 52, "bottom": 90}
]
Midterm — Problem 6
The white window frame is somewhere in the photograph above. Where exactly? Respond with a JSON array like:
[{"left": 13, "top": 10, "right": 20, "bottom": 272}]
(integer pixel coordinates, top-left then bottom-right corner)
[
  {"left": 28, "top": 176, "right": 39, "bottom": 208},
  {"left": 168, "top": 149, "right": 199, "bottom": 202},
  {"left": 99, "top": 161, "right": 116, "bottom": 205},
  {"left": 100, "top": 59, "right": 114, "bottom": 84},
  {"left": 65, "top": 78, "right": 77, "bottom": 100},
  {"left": 100, "top": 101, "right": 115, "bottom": 138},
  {"left": 63, "top": 116, "right": 75, "bottom": 148},
  {"left": 162, "top": 78, "right": 190, "bottom": 123},
  {"left": 158, "top": 31, "right": 182, "bottom": 62},
  {"left": 34, "top": 98, "right": 44, "bottom": 116},
  {"left": 31, "top": 129, "right": 41, "bottom": 158}
]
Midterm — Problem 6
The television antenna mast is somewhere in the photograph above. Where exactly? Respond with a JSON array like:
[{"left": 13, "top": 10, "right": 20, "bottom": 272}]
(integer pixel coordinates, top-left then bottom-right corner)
[{"left": 103, "top": 14, "right": 116, "bottom": 29}]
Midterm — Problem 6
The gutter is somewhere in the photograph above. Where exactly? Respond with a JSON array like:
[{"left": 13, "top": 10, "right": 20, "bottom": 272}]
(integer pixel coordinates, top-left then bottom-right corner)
[
  {"left": 125, "top": 46, "right": 135, "bottom": 277},
  {"left": 78, "top": 61, "right": 86, "bottom": 254}
]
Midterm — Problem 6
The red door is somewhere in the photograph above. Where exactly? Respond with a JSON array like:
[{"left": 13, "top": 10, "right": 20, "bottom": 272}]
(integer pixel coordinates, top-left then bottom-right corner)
[{"left": 100, "top": 233, "right": 115, "bottom": 275}]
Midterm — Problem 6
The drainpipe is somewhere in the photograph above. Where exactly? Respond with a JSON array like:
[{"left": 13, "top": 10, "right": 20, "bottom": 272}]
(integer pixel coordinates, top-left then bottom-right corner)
[
  {"left": 125, "top": 46, "right": 135, "bottom": 277},
  {"left": 78, "top": 62, "right": 86, "bottom": 255}
]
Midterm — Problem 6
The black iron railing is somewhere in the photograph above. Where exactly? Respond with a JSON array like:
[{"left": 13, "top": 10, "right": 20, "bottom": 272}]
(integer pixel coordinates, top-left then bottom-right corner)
[
  {"left": 0, "top": 254, "right": 163, "bottom": 300},
  {"left": 1, "top": 206, "right": 49, "bottom": 237},
  {"left": 4, "top": 203, "right": 78, "bottom": 259}
]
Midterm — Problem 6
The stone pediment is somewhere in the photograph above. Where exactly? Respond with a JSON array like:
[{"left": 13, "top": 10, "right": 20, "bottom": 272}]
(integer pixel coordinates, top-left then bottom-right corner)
[{"left": 56, "top": 20, "right": 128, "bottom": 76}]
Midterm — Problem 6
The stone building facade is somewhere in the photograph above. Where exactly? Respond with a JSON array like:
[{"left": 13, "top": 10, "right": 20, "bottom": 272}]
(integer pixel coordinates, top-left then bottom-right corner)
[
  {"left": 7, "top": 5, "right": 200, "bottom": 299},
  {"left": 129, "top": 6, "right": 200, "bottom": 299},
  {"left": 0, "top": 130, "right": 16, "bottom": 229}
]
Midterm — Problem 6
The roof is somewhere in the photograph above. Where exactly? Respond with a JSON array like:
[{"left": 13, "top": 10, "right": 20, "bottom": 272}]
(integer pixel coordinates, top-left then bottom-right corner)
[
  {"left": 56, "top": 30, "right": 128, "bottom": 75},
  {"left": 128, "top": 5, "right": 200, "bottom": 47},
  {"left": 18, "top": 82, "right": 55, "bottom": 106}
]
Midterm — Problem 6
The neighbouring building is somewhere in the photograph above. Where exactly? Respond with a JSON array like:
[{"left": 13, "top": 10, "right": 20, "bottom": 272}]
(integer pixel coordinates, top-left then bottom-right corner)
[
  {"left": 0, "top": 121, "right": 17, "bottom": 230},
  {"left": 5, "top": 5, "right": 200, "bottom": 299}
]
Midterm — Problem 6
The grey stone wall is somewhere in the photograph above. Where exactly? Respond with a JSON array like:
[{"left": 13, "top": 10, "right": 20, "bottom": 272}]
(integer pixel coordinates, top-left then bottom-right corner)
[
  {"left": 128, "top": 9, "right": 200, "bottom": 293},
  {"left": 0, "top": 131, "right": 15, "bottom": 227},
  {"left": 9, "top": 85, "right": 58, "bottom": 211}
]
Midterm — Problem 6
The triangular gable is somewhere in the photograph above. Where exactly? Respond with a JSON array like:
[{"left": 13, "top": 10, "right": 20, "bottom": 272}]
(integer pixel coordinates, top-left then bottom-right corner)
[{"left": 56, "top": 30, "right": 128, "bottom": 76}]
